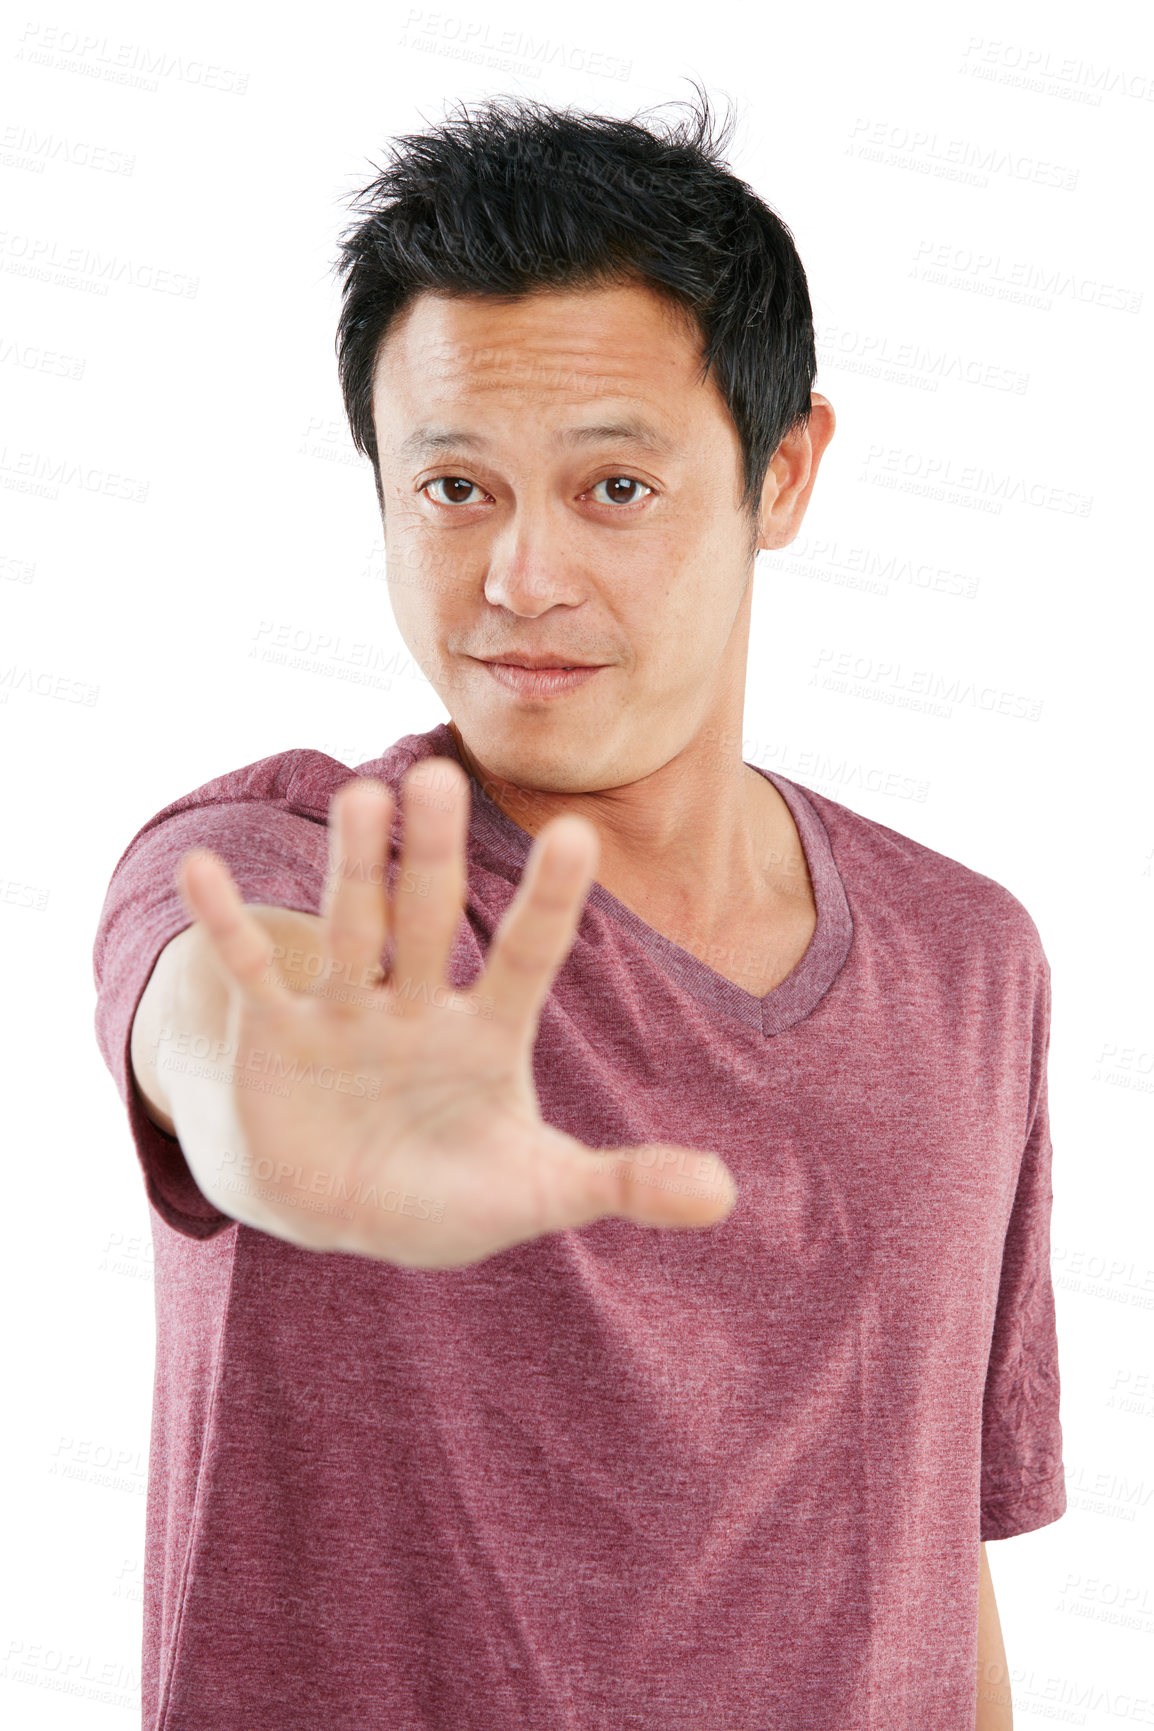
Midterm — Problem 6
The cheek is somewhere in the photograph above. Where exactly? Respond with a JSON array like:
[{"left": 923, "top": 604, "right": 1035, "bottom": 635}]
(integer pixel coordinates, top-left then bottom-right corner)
[
  {"left": 640, "top": 562, "right": 717, "bottom": 644},
  {"left": 387, "top": 517, "right": 475, "bottom": 603},
  {"left": 383, "top": 505, "right": 427, "bottom": 573},
  {"left": 388, "top": 579, "right": 441, "bottom": 642}
]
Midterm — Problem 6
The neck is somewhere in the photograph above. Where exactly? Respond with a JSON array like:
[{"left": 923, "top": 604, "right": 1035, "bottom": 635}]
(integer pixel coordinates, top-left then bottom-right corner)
[{"left": 446, "top": 719, "right": 812, "bottom": 940}]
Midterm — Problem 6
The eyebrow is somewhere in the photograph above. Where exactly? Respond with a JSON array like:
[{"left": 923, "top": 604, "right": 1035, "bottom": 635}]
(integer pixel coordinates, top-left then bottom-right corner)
[{"left": 394, "top": 420, "right": 680, "bottom": 463}]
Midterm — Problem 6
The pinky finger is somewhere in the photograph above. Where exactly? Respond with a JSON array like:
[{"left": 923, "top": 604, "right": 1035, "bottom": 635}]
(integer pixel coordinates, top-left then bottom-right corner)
[{"left": 176, "top": 849, "right": 293, "bottom": 1013}]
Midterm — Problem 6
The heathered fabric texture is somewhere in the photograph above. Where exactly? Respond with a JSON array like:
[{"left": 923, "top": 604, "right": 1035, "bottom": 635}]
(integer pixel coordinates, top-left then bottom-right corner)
[{"left": 92, "top": 721, "right": 1065, "bottom": 1731}]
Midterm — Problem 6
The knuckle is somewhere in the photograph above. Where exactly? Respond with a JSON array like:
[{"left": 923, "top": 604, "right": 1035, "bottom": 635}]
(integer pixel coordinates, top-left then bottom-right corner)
[
  {"left": 497, "top": 939, "right": 543, "bottom": 978},
  {"left": 529, "top": 883, "right": 575, "bottom": 917}
]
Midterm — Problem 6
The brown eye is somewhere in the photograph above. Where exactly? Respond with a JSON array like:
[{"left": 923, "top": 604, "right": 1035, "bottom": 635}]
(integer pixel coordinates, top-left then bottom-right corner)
[
  {"left": 425, "top": 478, "right": 481, "bottom": 505},
  {"left": 591, "top": 477, "right": 652, "bottom": 506}
]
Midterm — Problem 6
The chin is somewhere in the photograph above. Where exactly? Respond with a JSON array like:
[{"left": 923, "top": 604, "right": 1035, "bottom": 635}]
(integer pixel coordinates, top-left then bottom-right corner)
[
  {"left": 486, "top": 741, "right": 600, "bottom": 792},
  {"left": 458, "top": 722, "right": 615, "bottom": 793}
]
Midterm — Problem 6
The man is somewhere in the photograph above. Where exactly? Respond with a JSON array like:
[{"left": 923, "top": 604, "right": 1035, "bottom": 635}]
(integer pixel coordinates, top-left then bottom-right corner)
[{"left": 94, "top": 89, "right": 1061, "bottom": 1729}]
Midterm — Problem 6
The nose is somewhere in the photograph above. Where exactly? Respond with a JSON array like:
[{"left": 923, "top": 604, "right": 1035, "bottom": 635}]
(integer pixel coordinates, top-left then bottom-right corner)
[{"left": 482, "top": 508, "right": 586, "bottom": 616}]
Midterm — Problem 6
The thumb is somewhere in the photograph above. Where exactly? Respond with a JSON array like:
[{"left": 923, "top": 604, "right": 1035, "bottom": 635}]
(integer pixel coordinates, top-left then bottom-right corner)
[{"left": 579, "top": 1143, "right": 738, "bottom": 1230}]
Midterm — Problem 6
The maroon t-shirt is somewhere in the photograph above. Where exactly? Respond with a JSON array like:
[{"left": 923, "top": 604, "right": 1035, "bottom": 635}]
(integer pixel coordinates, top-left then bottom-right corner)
[{"left": 92, "top": 721, "right": 1065, "bottom": 1730}]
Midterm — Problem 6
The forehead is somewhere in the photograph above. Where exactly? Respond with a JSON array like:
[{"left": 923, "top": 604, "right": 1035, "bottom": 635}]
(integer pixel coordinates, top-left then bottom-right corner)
[{"left": 370, "top": 280, "right": 718, "bottom": 430}]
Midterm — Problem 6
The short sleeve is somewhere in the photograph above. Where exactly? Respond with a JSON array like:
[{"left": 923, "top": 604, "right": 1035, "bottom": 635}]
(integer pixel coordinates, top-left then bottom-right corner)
[
  {"left": 92, "top": 752, "right": 350, "bottom": 1241},
  {"left": 979, "top": 952, "right": 1067, "bottom": 1540}
]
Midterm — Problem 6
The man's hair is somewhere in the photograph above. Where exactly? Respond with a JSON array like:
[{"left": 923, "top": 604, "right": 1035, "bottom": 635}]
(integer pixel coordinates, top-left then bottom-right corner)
[{"left": 332, "top": 83, "right": 816, "bottom": 538}]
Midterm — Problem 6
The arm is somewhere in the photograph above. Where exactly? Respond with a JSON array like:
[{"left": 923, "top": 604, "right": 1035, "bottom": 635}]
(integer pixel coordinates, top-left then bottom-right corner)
[{"left": 975, "top": 1541, "right": 1012, "bottom": 1729}]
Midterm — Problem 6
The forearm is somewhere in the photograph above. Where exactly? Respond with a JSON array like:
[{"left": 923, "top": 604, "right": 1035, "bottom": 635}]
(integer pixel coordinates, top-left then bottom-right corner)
[{"left": 976, "top": 1543, "right": 1013, "bottom": 1729}]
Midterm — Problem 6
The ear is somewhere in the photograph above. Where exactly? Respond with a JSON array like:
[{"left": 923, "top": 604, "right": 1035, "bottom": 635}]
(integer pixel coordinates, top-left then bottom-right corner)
[{"left": 755, "top": 393, "right": 836, "bottom": 555}]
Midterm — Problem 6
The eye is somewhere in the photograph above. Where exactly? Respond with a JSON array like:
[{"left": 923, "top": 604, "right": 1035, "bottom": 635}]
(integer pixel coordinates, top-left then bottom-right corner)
[
  {"left": 420, "top": 474, "right": 654, "bottom": 510},
  {"left": 422, "top": 477, "right": 486, "bottom": 506},
  {"left": 588, "top": 476, "right": 653, "bottom": 507}
]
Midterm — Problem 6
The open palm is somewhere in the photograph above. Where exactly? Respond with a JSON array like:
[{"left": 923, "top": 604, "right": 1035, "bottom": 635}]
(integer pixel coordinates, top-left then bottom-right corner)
[{"left": 175, "top": 756, "right": 737, "bottom": 1268}]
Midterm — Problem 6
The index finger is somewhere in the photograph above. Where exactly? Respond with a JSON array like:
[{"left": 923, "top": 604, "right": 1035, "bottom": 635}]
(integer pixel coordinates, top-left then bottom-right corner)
[{"left": 176, "top": 848, "right": 294, "bottom": 1014}]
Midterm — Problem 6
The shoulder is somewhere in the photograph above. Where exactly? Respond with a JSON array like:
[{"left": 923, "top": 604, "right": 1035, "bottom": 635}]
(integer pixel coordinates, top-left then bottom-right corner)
[
  {"left": 111, "top": 747, "right": 351, "bottom": 862},
  {"left": 101, "top": 724, "right": 455, "bottom": 889},
  {"left": 785, "top": 775, "right": 1048, "bottom": 975},
  {"left": 127, "top": 723, "right": 455, "bottom": 841}
]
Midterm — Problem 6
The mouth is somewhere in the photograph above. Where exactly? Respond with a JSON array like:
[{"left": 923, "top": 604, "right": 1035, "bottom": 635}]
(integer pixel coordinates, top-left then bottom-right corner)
[
  {"left": 470, "top": 657, "right": 606, "bottom": 700},
  {"left": 475, "top": 655, "right": 604, "bottom": 670}
]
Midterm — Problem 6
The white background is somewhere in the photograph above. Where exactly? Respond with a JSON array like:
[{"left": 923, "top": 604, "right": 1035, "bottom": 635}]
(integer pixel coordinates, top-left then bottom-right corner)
[{"left": 2, "top": 0, "right": 1152, "bottom": 1722}]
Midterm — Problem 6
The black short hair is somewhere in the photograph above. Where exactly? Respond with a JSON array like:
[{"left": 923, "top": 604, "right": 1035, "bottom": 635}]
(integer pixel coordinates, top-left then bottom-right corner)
[{"left": 332, "top": 82, "right": 816, "bottom": 538}]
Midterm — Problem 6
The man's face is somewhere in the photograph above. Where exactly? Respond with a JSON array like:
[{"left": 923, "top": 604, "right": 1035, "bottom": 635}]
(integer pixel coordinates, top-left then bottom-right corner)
[{"left": 371, "top": 279, "right": 780, "bottom": 792}]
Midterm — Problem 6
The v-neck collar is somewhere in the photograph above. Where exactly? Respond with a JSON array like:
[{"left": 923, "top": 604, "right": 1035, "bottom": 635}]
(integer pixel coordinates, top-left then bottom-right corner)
[{"left": 431, "top": 724, "right": 854, "bottom": 1038}]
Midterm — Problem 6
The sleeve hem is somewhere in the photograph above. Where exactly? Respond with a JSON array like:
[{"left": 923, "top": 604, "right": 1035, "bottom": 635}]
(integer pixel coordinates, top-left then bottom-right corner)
[{"left": 980, "top": 1467, "right": 1067, "bottom": 1541}]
